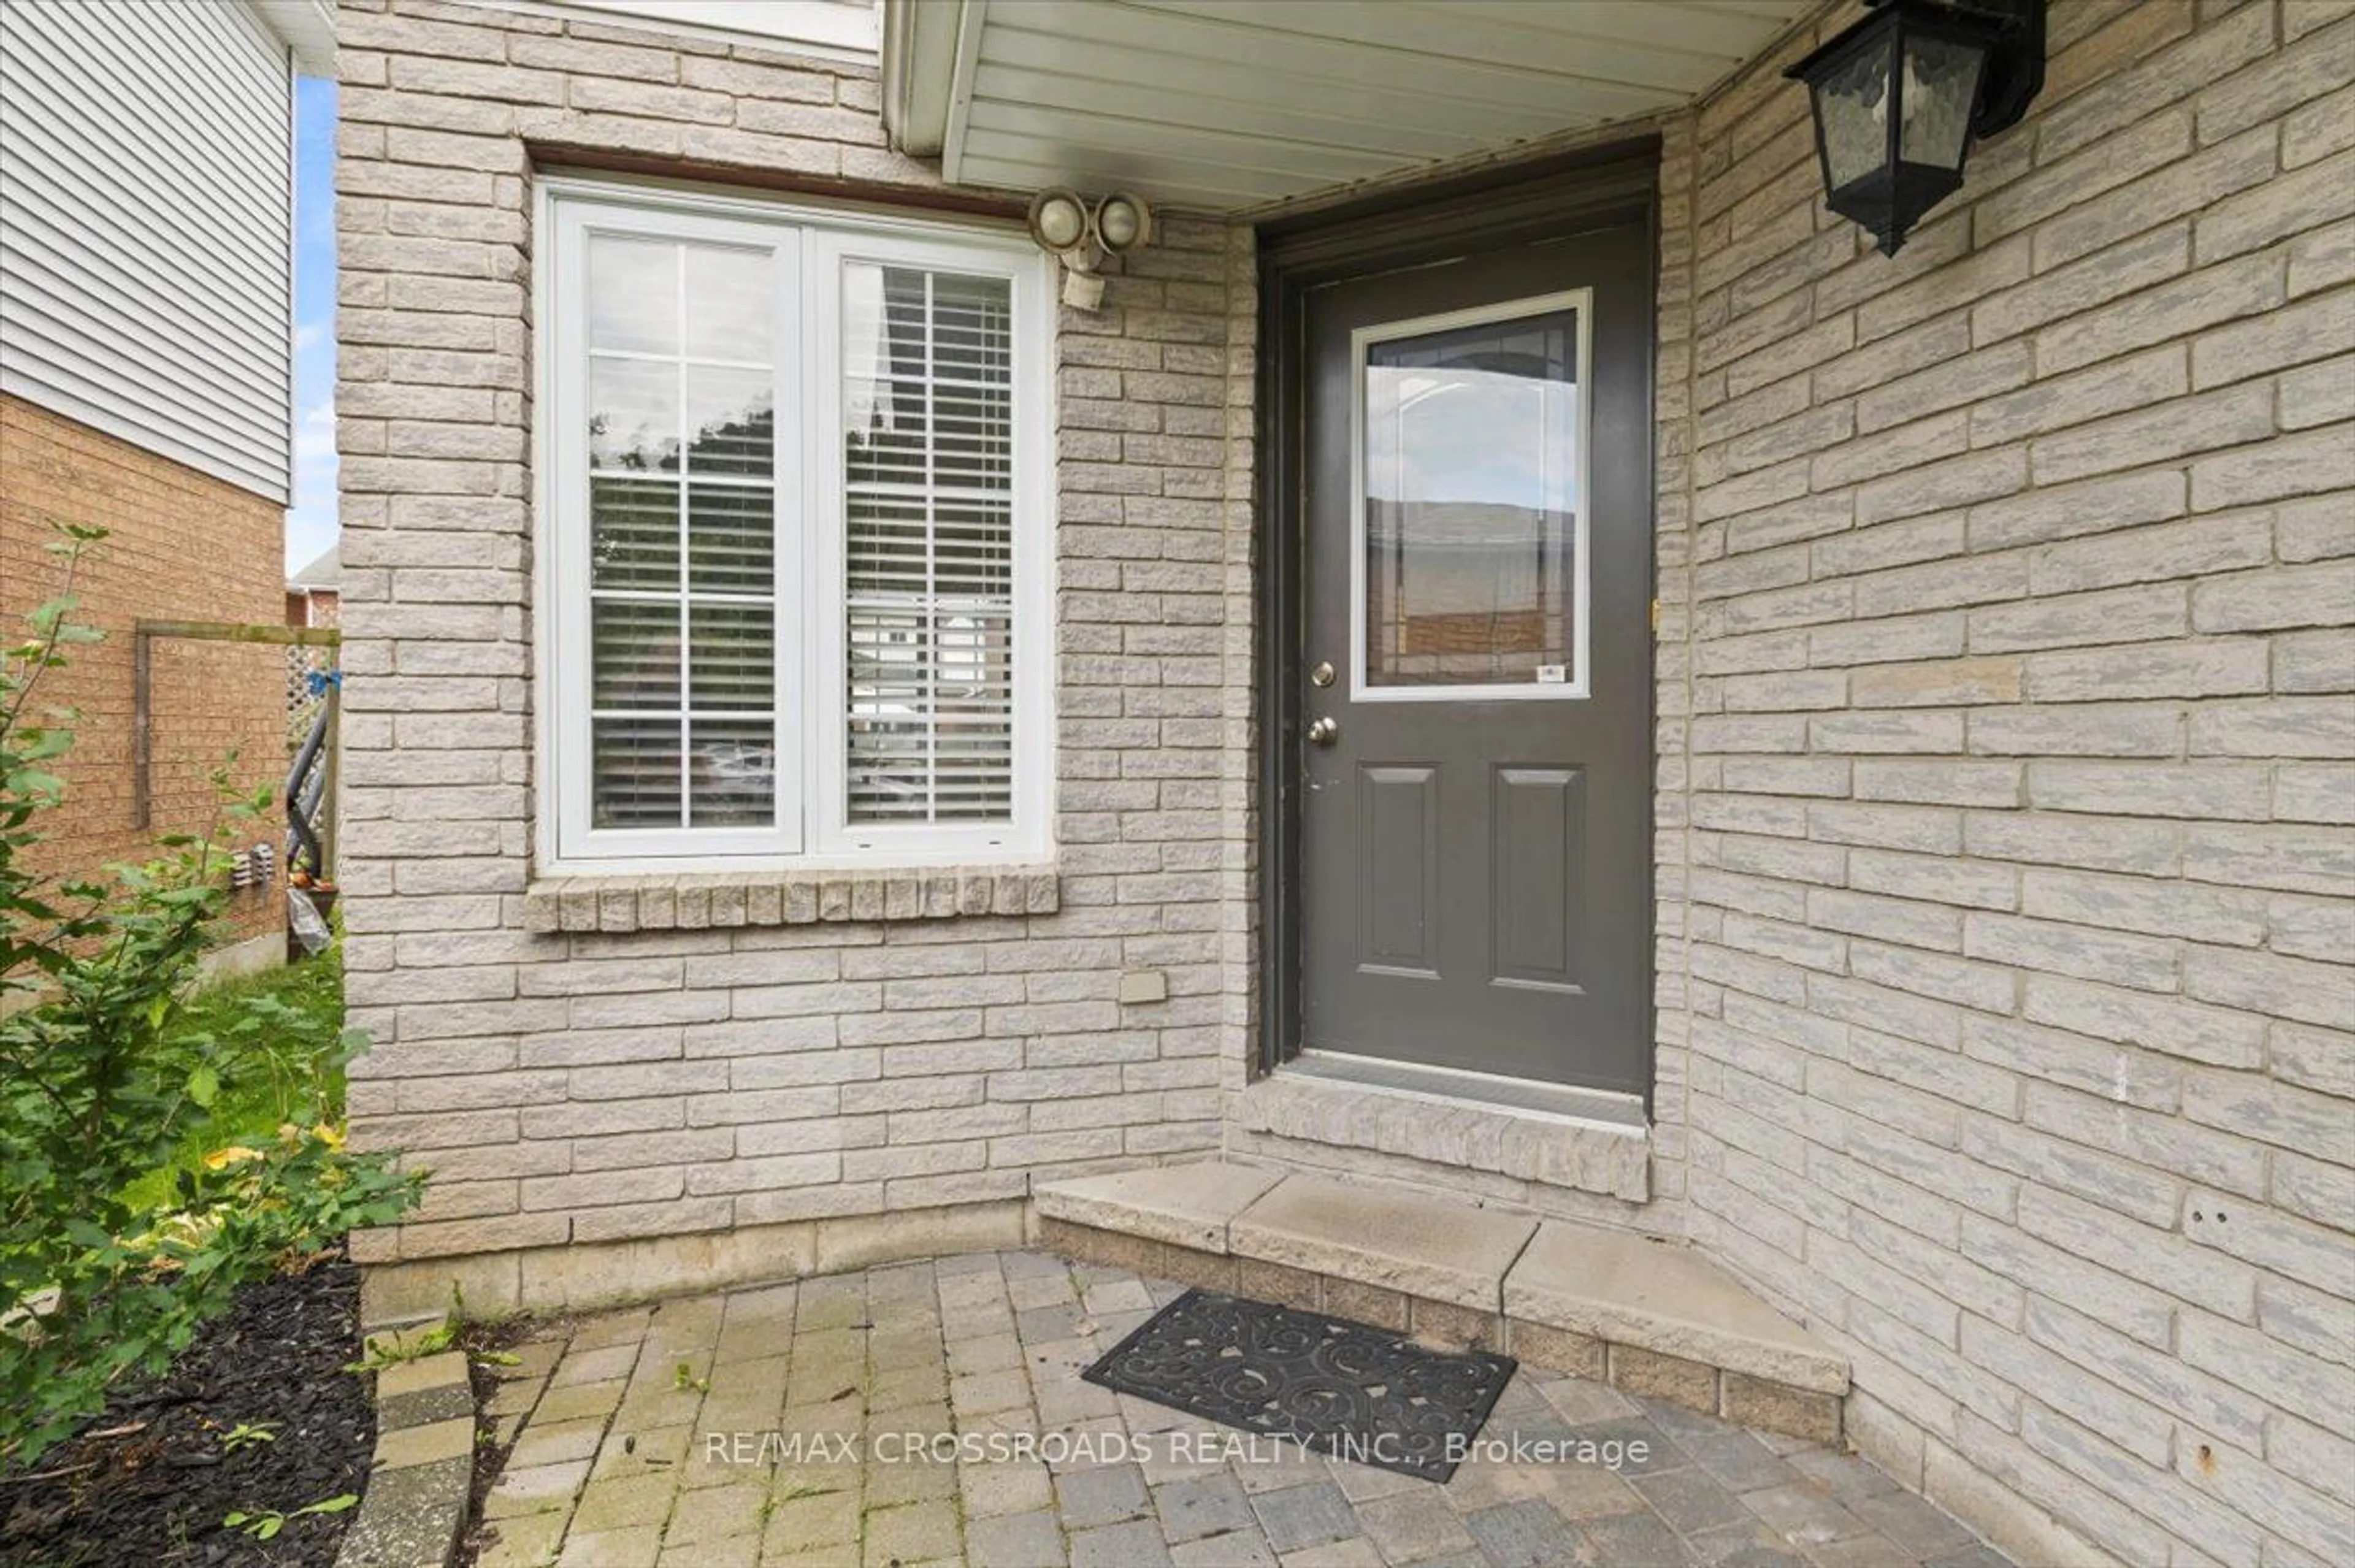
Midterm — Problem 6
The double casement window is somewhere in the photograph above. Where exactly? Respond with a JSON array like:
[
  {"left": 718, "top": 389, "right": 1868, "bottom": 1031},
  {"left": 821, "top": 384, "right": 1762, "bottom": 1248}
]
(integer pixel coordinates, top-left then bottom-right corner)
[{"left": 540, "top": 185, "right": 1053, "bottom": 870}]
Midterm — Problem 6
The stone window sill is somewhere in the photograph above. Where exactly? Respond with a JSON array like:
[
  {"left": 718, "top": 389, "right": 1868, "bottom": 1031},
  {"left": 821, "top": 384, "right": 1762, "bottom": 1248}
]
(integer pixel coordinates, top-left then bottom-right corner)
[{"left": 523, "top": 865, "right": 1059, "bottom": 934}]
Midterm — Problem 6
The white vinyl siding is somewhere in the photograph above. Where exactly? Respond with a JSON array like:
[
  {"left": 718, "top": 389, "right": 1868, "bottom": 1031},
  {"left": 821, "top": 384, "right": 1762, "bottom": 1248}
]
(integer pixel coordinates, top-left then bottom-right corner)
[
  {"left": 540, "top": 183, "right": 1052, "bottom": 872},
  {"left": 0, "top": 0, "right": 294, "bottom": 503}
]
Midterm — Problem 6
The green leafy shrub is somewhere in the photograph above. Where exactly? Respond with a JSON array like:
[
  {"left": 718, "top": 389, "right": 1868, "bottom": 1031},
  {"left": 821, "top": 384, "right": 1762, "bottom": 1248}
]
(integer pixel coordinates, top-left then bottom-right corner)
[
  {"left": 0, "top": 532, "right": 423, "bottom": 1467},
  {"left": 114, "top": 944, "right": 351, "bottom": 1217}
]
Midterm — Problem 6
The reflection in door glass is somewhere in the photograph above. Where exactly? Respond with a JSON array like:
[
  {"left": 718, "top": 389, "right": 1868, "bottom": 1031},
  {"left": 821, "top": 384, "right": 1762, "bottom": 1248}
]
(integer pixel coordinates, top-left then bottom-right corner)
[{"left": 1363, "top": 306, "right": 1582, "bottom": 692}]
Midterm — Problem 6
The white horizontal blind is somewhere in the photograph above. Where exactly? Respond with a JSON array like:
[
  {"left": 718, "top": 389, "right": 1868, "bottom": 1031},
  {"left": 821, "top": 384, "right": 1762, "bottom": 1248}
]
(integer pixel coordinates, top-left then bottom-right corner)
[
  {"left": 584, "top": 234, "right": 782, "bottom": 832},
  {"left": 841, "top": 263, "right": 1016, "bottom": 824}
]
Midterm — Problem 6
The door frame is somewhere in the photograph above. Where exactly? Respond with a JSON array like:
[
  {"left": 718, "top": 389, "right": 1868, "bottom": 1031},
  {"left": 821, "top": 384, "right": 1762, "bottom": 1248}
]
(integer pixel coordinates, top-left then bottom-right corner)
[{"left": 1253, "top": 137, "right": 1663, "bottom": 1090}]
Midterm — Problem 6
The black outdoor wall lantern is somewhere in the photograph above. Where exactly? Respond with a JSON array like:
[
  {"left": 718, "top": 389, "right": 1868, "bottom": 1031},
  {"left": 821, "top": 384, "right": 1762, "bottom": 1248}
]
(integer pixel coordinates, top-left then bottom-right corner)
[{"left": 1786, "top": 0, "right": 2046, "bottom": 256}]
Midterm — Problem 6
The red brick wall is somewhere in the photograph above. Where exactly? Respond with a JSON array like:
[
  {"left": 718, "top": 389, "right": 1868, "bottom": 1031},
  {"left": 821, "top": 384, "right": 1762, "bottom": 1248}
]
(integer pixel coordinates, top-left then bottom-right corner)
[
  {"left": 286, "top": 589, "right": 340, "bottom": 629},
  {"left": 1, "top": 394, "right": 288, "bottom": 940}
]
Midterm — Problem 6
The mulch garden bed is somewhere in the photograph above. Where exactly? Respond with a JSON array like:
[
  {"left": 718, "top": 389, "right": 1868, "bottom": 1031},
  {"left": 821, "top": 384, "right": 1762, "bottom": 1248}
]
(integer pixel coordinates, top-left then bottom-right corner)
[{"left": 0, "top": 1250, "right": 373, "bottom": 1568}]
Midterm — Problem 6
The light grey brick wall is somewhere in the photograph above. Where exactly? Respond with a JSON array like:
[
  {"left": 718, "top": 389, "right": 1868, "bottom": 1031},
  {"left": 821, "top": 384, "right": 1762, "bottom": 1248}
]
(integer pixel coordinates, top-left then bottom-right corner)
[
  {"left": 1661, "top": 3, "right": 2355, "bottom": 1563},
  {"left": 334, "top": 0, "right": 1253, "bottom": 1266},
  {"left": 342, "top": 0, "right": 2353, "bottom": 1558}
]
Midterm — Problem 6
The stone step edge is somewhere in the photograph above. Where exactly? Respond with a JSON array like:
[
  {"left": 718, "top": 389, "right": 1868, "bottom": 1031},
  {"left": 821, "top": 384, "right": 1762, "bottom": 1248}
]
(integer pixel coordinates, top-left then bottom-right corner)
[
  {"left": 1034, "top": 1214, "right": 1843, "bottom": 1446},
  {"left": 335, "top": 1333, "right": 473, "bottom": 1568},
  {"left": 1505, "top": 1227, "right": 1848, "bottom": 1398},
  {"left": 1033, "top": 1161, "right": 1848, "bottom": 1396}
]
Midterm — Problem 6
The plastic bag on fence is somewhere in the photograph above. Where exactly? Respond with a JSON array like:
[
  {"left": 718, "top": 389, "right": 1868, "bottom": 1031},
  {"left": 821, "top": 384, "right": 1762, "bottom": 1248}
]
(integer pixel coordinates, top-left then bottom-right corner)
[{"left": 288, "top": 887, "right": 334, "bottom": 955}]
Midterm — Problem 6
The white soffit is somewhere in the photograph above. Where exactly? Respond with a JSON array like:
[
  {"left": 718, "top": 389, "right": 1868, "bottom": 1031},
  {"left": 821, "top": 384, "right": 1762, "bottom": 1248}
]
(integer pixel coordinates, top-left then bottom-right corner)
[
  {"left": 245, "top": 0, "right": 336, "bottom": 74},
  {"left": 888, "top": 0, "right": 1815, "bottom": 213}
]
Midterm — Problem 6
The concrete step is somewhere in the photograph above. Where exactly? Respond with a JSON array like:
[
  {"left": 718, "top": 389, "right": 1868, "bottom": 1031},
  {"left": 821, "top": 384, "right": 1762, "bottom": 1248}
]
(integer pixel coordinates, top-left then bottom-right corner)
[
  {"left": 1034, "top": 1160, "right": 1850, "bottom": 1442},
  {"left": 1033, "top": 1160, "right": 1283, "bottom": 1253},
  {"left": 1505, "top": 1222, "right": 1847, "bottom": 1394},
  {"left": 1230, "top": 1168, "right": 1539, "bottom": 1311}
]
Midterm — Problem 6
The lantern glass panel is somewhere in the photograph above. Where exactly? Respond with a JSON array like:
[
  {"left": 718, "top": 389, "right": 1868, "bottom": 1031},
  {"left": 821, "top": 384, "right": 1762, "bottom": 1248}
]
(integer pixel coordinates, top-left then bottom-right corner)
[
  {"left": 1817, "top": 33, "right": 1896, "bottom": 191},
  {"left": 1900, "top": 32, "right": 1986, "bottom": 170}
]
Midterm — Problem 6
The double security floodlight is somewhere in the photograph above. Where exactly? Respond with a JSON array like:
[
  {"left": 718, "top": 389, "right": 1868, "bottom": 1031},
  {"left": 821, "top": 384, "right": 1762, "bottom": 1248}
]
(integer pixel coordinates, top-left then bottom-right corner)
[{"left": 1027, "top": 188, "right": 1156, "bottom": 310}]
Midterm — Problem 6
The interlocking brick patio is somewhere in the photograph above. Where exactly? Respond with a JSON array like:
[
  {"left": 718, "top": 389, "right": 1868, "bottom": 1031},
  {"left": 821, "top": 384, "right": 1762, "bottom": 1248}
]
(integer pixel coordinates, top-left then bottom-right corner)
[{"left": 465, "top": 1253, "right": 2012, "bottom": 1568}]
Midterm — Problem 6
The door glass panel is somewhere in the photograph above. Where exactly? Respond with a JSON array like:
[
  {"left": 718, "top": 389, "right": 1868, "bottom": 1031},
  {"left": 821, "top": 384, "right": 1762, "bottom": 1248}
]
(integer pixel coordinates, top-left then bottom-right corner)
[{"left": 1360, "top": 302, "right": 1585, "bottom": 696}]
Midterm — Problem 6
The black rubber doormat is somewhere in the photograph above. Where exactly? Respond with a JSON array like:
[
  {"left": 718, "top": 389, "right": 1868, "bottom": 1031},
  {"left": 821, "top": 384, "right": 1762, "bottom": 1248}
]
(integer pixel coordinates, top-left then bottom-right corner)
[{"left": 1081, "top": 1288, "right": 1516, "bottom": 1481}]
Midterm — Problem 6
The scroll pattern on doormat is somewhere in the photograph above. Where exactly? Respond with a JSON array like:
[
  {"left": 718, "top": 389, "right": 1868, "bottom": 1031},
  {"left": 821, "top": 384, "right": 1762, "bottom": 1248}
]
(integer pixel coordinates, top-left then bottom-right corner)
[{"left": 1081, "top": 1287, "right": 1517, "bottom": 1481}]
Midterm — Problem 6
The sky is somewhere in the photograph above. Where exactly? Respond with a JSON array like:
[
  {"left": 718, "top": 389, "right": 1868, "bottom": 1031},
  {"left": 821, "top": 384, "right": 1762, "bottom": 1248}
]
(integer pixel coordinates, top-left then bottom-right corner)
[{"left": 285, "top": 74, "right": 338, "bottom": 576}]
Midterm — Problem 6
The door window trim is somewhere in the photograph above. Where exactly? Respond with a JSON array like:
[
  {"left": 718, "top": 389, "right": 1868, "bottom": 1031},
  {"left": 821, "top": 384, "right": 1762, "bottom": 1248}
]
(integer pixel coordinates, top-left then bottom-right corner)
[{"left": 1348, "top": 289, "right": 1595, "bottom": 704}]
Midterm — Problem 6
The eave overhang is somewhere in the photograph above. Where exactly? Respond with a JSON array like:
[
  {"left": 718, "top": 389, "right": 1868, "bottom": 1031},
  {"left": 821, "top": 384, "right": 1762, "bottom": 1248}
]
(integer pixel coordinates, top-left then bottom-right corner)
[{"left": 882, "top": 0, "right": 1820, "bottom": 215}]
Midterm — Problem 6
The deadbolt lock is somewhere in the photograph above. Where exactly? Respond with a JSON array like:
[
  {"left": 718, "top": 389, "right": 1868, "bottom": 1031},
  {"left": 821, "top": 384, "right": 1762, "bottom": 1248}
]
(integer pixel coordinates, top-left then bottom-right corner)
[
  {"left": 1306, "top": 716, "right": 1339, "bottom": 746},
  {"left": 1310, "top": 660, "right": 1336, "bottom": 688}
]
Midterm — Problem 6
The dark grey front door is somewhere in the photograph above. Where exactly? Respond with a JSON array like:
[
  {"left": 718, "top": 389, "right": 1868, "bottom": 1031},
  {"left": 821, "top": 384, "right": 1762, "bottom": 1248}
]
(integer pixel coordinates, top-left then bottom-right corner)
[{"left": 1298, "top": 220, "right": 1652, "bottom": 1095}]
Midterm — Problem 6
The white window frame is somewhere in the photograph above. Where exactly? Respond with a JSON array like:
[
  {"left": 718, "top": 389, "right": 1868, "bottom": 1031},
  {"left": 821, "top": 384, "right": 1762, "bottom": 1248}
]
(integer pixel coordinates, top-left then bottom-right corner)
[{"left": 536, "top": 177, "right": 1055, "bottom": 874}]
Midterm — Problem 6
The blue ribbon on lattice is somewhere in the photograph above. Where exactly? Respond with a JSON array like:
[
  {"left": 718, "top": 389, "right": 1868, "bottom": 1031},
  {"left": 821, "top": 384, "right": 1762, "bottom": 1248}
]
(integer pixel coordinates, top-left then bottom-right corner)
[{"left": 305, "top": 668, "right": 343, "bottom": 697}]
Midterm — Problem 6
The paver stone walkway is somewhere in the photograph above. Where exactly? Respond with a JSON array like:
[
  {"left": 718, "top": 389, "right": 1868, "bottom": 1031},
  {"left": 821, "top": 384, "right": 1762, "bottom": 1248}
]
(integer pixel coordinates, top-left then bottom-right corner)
[{"left": 465, "top": 1251, "right": 2014, "bottom": 1568}]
